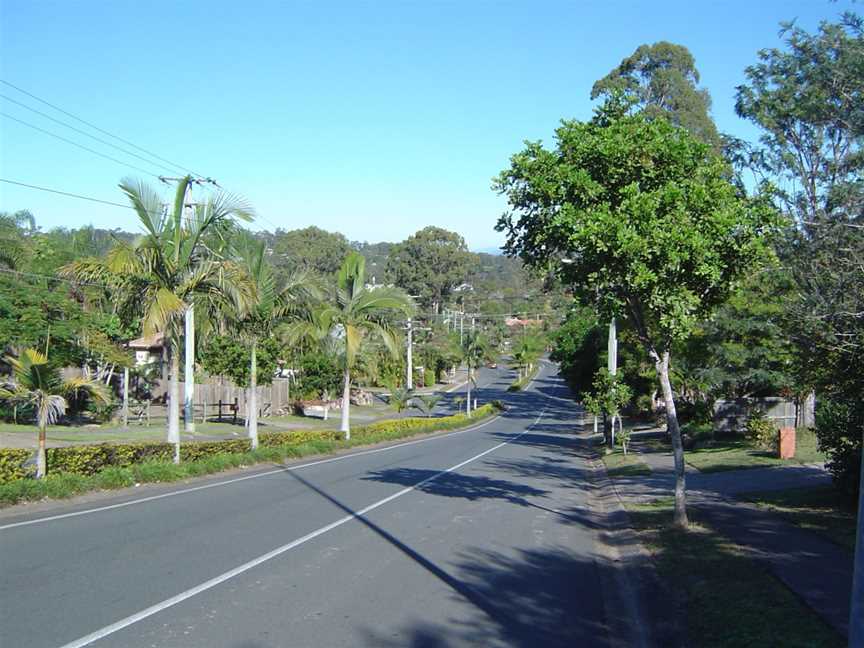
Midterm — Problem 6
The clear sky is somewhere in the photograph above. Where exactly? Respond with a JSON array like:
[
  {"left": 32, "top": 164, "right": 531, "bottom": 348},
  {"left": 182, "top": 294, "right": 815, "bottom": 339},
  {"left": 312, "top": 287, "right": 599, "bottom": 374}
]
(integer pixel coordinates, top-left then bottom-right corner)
[{"left": 0, "top": 0, "right": 857, "bottom": 251}]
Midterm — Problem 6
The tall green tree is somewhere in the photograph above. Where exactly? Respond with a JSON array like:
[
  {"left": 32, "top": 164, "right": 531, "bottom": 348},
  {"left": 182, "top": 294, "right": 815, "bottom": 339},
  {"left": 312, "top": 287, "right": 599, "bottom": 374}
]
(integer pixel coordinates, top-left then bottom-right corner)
[
  {"left": 320, "top": 252, "right": 413, "bottom": 438},
  {"left": 735, "top": 17, "right": 864, "bottom": 637},
  {"left": 385, "top": 226, "right": 474, "bottom": 310},
  {"left": 592, "top": 41, "right": 721, "bottom": 150},
  {"left": 0, "top": 348, "right": 109, "bottom": 478},
  {"left": 63, "top": 176, "right": 255, "bottom": 461},
  {"left": 495, "top": 104, "right": 779, "bottom": 527}
]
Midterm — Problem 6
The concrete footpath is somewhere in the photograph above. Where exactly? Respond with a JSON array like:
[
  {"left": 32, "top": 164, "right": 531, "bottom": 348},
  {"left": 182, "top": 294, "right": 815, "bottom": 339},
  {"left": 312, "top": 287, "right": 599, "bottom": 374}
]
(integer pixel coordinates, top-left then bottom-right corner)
[{"left": 611, "top": 442, "right": 853, "bottom": 638}]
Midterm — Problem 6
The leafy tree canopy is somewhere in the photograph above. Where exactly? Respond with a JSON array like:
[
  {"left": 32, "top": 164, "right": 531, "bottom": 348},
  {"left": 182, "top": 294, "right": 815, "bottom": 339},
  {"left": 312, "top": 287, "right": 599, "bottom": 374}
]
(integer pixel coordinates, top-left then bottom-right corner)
[
  {"left": 385, "top": 226, "right": 474, "bottom": 309},
  {"left": 592, "top": 41, "right": 721, "bottom": 150},
  {"left": 271, "top": 226, "right": 351, "bottom": 277}
]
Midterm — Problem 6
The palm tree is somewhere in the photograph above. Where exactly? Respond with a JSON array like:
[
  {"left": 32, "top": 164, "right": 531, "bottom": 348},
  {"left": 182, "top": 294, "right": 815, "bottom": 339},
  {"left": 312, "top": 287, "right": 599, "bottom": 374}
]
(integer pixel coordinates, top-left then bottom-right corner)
[
  {"left": 229, "top": 237, "right": 316, "bottom": 449},
  {"left": 0, "top": 349, "right": 109, "bottom": 478},
  {"left": 62, "top": 176, "right": 255, "bottom": 462},
  {"left": 413, "top": 394, "right": 441, "bottom": 418},
  {"left": 461, "top": 331, "right": 490, "bottom": 417},
  {"left": 321, "top": 252, "right": 413, "bottom": 439},
  {"left": 384, "top": 378, "right": 413, "bottom": 414}
]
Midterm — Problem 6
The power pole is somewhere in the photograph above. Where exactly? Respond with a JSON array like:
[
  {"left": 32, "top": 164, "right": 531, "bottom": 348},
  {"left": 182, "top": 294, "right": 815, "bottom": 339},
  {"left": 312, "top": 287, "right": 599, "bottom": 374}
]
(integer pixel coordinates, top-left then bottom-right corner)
[
  {"left": 406, "top": 318, "right": 413, "bottom": 390},
  {"left": 459, "top": 310, "right": 464, "bottom": 346}
]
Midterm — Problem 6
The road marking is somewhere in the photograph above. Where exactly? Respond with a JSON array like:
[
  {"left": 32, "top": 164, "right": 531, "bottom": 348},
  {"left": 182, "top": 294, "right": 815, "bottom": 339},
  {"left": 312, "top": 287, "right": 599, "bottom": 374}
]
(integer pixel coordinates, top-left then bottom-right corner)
[
  {"left": 57, "top": 407, "right": 548, "bottom": 648},
  {"left": 2, "top": 363, "right": 544, "bottom": 532},
  {"left": 0, "top": 416, "right": 506, "bottom": 532}
]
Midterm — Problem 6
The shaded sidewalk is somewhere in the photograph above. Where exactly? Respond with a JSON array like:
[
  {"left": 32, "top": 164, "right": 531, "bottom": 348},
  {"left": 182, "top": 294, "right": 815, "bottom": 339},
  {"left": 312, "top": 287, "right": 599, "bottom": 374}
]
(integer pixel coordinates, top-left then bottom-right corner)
[{"left": 611, "top": 445, "right": 853, "bottom": 638}]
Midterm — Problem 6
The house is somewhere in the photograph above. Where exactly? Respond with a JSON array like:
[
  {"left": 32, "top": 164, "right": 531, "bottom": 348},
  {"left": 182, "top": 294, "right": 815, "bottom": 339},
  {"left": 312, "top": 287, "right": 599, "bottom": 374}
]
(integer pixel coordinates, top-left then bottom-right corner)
[{"left": 127, "top": 333, "right": 165, "bottom": 367}]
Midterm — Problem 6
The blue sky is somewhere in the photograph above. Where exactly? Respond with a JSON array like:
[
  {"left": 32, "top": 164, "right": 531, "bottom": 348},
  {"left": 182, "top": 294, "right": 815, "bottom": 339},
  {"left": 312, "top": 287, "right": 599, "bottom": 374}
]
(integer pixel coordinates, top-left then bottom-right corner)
[{"left": 0, "top": 0, "right": 857, "bottom": 250}]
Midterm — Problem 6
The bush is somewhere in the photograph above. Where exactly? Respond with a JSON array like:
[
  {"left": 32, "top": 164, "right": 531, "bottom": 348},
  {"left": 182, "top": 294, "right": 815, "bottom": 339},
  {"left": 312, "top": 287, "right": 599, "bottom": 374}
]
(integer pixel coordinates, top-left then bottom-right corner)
[
  {"left": 0, "top": 448, "right": 32, "bottom": 482},
  {"left": 745, "top": 410, "right": 778, "bottom": 452},
  {"left": 814, "top": 398, "right": 863, "bottom": 498}
]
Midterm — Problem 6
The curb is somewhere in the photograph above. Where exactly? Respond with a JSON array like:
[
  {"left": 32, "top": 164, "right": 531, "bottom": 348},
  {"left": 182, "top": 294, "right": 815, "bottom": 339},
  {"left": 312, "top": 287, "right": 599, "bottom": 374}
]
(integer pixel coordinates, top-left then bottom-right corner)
[{"left": 587, "top": 447, "right": 684, "bottom": 648}]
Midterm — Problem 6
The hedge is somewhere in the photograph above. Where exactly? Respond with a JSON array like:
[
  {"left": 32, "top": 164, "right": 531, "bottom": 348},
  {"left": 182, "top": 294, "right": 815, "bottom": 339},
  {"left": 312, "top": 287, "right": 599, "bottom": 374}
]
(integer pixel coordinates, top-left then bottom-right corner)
[{"left": 0, "top": 404, "right": 501, "bottom": 487}]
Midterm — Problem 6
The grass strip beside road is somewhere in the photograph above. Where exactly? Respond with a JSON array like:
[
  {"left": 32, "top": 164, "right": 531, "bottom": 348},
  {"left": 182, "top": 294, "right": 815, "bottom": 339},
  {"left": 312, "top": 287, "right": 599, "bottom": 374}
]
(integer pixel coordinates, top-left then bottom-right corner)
[
  {"left": 628, "top": 498, "right": 844, "bottom": 648},
  {"left": 738, "top": 486, "right": 857, "bottom": 552},
  {"left": 0, "top": 404, "right": 502, "bottom": 507},
  {"left": 601, "top": 449, "right": 652, "bottom": 478}
]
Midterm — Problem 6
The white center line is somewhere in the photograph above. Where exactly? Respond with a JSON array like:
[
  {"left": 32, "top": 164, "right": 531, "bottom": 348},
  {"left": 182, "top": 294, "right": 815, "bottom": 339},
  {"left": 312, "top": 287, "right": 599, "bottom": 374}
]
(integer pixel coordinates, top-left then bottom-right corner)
[{"left": 58, "top": 406, "right": 548, "bottom": 648}]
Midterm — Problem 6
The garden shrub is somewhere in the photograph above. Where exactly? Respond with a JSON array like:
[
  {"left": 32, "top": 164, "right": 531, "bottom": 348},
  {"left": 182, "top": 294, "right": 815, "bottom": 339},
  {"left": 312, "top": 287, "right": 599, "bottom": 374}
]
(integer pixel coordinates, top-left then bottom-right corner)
[
  {"left": 745, "top": 410, "right": 778, "bottom": 452},
  {"left": 814, "top": 398, "right": 863, "bottom": 498}
]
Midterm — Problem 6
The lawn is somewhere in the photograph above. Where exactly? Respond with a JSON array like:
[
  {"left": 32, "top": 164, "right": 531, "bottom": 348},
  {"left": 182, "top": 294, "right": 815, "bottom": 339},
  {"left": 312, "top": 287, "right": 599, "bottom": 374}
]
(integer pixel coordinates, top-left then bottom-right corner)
[
  {"left": 601, "top": 449, "right": 652, "bottom": 478},
  {"left": 0, "top": 403, "right": 413, "bottom": 448},
  {"left": 628, "top": 499, "right": 844, "bottom": 648},
  {"left": 685, "top": 430, "right": 824, "bottom": 473},
  {"left": 739, "top": 486, "right": 858, "bottom": 552}
]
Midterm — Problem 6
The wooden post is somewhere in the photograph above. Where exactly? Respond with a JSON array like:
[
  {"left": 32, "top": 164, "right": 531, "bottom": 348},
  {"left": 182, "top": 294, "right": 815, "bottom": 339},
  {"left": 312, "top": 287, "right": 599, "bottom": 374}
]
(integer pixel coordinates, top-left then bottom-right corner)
[
  {"left": 217, "top": 399, "right": 223, "bottom": 423},
  {"left": 233, "top": 397, "right": 238, "bottom": 425}
]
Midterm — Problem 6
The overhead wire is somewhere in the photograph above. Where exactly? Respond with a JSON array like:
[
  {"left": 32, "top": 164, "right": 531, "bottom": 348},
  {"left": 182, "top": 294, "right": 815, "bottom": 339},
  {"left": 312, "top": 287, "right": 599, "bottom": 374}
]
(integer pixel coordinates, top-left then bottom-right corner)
[
  {"left": 1, "top": 112, "right": 164, "bottom": 179},
  {"left": 0, "top": 78, "right": 206, "bottom": 179},
  {"left": 0, "top": 178, "right": 167, "bottom": 219},
  {"left": 0, "top": 93, "right": 187, "bottom": 176},
  {"left": 0, "top": 266, "right": 112, "bottom": 290}
]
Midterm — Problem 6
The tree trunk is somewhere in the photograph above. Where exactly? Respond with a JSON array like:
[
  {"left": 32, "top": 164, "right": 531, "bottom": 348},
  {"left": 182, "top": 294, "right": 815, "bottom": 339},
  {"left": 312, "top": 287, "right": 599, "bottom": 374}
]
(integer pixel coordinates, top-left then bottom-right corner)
[
  {"left": 248, "top": 341, "right": 259, "bottom": 450},
  {"left": 36, "top": 423, "right": 47, "bottom": 479},
  {"left": 655, "top": 349, "right": 688, "bottom": 528},
  {"left": 168, "top": 344, "right": 181, "bottom": 464},
  {"left": 850, "top": 430, "right": 864, "bottom": 646},
  {"left": 184, "top": 305, "right": 195, "bottom": 433},
  {"left": 340, "top": 367, "right": 351, "bottom": 439}
]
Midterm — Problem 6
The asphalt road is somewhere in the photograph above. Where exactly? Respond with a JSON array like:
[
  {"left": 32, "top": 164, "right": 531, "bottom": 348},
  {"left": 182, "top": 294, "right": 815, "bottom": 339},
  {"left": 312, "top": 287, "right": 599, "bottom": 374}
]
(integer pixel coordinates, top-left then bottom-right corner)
[{"left": 0, "top": 361, "right": 613, "bottom": 648}]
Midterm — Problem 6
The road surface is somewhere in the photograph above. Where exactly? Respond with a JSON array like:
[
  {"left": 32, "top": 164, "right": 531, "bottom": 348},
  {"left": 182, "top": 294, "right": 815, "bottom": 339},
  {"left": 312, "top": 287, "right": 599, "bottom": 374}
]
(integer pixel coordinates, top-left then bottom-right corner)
[{"left": 0, "top": 361, "right": 621, "bottom": 648}]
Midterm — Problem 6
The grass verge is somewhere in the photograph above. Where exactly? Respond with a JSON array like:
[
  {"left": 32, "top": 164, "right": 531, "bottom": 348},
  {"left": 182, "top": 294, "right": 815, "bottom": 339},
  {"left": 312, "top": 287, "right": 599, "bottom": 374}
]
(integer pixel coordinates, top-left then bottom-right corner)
[
  {"left": 738, "top": 486, "right": 857, "bottom": 552},
  {"left": 628, "top": 498, "right": 844, "bottom": 648},
  {"left": 601, "top": 449, "right": 652, "bottom": 478},
  {"left": 0, "top": 404, "right": 502, "bottom": 507}
]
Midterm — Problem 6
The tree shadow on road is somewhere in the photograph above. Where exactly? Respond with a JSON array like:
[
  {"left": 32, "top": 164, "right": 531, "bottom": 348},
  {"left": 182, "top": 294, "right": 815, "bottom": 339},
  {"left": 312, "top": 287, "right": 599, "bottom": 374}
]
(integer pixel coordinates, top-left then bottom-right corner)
[{"left": 358, "top": 545, "right": 610, "bottom": 648}]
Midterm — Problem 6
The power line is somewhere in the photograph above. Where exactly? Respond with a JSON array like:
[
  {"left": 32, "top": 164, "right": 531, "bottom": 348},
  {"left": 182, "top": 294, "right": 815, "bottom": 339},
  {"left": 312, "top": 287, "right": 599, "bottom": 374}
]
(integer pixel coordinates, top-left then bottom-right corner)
[
  {"left": 2, "top": 112, "right": 163, "bottom": 178},
  {"left": 1, "top": 177, "right": 274, "bottom": 232},
  {"left": 1, "top": 93, "right": 186, "bottom": 177},
  {"left": 0, "top": 178, "right": 166, "bottom": 218},
  {"left": 0, "top": 266, "right": 112, "bottom": 289},
  {"left": 0, "top": 78, "right": 206, "bottom": 179}
]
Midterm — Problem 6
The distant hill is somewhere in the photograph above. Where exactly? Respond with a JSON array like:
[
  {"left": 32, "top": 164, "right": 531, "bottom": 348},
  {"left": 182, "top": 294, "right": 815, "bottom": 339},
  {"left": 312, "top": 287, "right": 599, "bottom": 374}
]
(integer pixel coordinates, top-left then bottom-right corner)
[{"left": 473, "top": 246, "right": 503, "bottom": 255}]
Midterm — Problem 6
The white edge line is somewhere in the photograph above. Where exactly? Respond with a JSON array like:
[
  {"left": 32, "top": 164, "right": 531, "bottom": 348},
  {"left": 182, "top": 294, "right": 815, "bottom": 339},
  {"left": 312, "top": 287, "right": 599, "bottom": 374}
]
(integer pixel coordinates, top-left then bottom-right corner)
[
  {"left": 58, "top": 406, "right": 548, "bottom": 648},
  {"left": 0, "top": 415, "right": 503, "bottom": 531}
]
